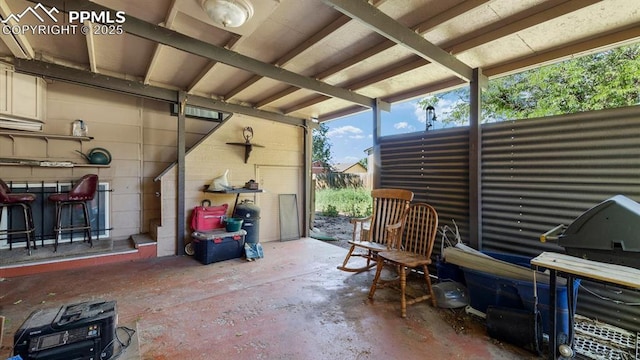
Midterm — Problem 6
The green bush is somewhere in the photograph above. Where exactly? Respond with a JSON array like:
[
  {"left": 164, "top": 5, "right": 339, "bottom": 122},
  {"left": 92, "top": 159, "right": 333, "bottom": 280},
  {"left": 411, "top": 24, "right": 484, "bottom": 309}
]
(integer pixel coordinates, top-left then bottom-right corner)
[{"left": 315, "top": 188, "right": 372, "bottom": 217}]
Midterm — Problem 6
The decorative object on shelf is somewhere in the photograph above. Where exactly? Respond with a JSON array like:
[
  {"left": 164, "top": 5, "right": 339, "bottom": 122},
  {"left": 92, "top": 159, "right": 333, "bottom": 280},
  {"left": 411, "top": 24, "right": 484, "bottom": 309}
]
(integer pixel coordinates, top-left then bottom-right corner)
[
  {"left": 72, "top": 119, "right": 88, "bottom": 137},
  {"left": 226, "top": 127, "right": 264, "bottom": 163},
  {"left": 201, "top": 0, "right": 254, "bottom": 28},
  {"left": 244, "top": 179, "right": 258, "bottom": 190},
  {"left": 210, "top": 169, "right": 231, "bottom": 191},
  {"left": 76, "top": 147, "right": 112, "bottom": 165}
]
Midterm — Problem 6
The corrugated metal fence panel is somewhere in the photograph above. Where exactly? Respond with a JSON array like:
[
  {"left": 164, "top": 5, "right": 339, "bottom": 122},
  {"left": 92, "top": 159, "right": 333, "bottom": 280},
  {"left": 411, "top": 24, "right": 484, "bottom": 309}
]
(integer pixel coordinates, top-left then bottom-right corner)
[
  {"left": 481, "top": 106, "right": 640, "bottom": 256},
  {"left": 378, "top": 105, "right": 640, "bottom": 332},
  {"left": 379, "top": 128, "right": 470, "bottom": 258},
  {"left": 481, "top": 106, "right": 640, "bottom": 332}
]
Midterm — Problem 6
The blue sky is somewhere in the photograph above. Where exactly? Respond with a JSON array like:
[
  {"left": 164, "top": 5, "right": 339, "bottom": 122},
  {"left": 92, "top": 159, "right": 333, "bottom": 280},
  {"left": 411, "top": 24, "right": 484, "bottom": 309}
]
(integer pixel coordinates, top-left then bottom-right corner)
[{"left": 324, "top": 95, "right": 461, "bottom": 165}]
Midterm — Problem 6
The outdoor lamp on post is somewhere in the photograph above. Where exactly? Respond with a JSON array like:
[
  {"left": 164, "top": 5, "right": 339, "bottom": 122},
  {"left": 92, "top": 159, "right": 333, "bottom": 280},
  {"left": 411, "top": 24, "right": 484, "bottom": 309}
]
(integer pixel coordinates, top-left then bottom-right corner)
[{"left": 425, "top": 105, "right": 437, "bottom": 131}]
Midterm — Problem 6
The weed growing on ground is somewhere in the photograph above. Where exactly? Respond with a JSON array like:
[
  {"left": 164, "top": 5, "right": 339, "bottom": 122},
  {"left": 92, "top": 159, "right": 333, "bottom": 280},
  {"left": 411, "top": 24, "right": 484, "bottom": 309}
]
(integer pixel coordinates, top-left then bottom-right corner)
[
  {"left": 322, "top": 204, "right": 339, "bottom": 217},
  {"left": 315, "top": 188, "right": 372, "bottom": 217}
]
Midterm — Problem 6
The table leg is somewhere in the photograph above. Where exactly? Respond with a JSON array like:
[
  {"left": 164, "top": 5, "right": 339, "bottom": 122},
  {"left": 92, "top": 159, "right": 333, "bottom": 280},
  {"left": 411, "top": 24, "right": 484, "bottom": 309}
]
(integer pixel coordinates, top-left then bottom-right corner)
[
  {"left": 232, "top": 193, "right": 240, "bottom": 215},
  {"left": 549, "top": 269, "right": 557, "bottom": 360},
  {"left": 567, "top": 276, "right": 575, "bottom": 355}
]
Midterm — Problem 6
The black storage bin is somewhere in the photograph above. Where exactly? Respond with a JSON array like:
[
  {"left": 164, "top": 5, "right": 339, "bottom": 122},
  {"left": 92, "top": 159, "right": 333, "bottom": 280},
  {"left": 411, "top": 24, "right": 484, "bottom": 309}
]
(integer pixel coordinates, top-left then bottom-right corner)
[
  {"left": 234, "top": 200, "right": 260, "bottom": 244},
  {"left": 192, "top": 229, "right": 246, "bottom": 264}
]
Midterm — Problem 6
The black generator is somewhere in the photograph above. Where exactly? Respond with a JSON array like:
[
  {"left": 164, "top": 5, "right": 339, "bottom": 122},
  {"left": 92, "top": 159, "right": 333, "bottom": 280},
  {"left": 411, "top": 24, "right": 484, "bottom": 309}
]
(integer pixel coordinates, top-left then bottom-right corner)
[{"left": 13, "top": 300, "right": 117, "bottom": 360}]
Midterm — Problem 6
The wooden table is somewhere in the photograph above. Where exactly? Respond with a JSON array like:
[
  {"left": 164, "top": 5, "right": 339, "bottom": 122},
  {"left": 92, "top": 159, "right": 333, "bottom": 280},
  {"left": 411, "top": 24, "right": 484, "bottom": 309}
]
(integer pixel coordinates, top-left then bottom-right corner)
[{"left": 530, "top": 252, "right": 640, "bottom": 359}]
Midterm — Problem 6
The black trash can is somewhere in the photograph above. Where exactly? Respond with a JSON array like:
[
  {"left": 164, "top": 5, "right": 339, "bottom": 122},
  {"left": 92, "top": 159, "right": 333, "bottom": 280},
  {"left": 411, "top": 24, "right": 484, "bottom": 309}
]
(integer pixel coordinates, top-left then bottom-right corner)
[{"left": 234, "top": 200, "right": 260, "bottom": 244}]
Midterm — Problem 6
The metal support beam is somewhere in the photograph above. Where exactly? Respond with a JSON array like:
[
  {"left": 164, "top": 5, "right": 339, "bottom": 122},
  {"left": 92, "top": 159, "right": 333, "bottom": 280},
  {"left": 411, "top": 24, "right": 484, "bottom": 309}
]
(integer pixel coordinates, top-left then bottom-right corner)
[
  {"left": 468, "top": 68, "right": 486, "bottom": 250},
  {"left": 33, "top": 0, "right": 389, "bottom": 111},
  {"left": 322, "top": 0, "right": 473, "bottom": 82},
  {"left": 372, "top": 99, "right": 382, "bottom": 189},
  {"left": 176, "top": 91, "right": 186, "bottom": 256},
  {"left": 303, "top": 125, "right": 312, "bottom": 237},
  {"left": 14, "top": 59, "right": 307, "bottom": 127}
]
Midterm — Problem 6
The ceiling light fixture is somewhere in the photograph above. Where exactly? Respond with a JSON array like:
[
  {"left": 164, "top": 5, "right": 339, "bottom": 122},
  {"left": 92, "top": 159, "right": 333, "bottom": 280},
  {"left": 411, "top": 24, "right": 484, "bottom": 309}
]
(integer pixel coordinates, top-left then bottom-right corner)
[{"left": 201, "top": 0, "right": 254, "bottom": 28}]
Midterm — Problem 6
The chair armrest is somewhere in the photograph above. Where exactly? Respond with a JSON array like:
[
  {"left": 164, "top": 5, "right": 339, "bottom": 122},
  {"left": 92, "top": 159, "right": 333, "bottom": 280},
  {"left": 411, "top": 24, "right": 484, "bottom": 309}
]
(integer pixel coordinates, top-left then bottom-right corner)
[
  {"left": 350, "top": 215, "right": 372, "bottom": 241},
  {"left": 385, "top": 221, "right": 403, "bottom": 249},
  {"left": 350, "top": 215, "right": 372, "bottom": 224}
]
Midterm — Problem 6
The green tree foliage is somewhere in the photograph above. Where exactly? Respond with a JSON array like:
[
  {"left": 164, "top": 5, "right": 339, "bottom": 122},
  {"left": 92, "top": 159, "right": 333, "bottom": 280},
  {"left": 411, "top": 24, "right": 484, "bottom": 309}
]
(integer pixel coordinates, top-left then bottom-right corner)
[
  {"left": 419, "top": 44, "right": 640, "bottom": 125},
  {"left": 358, "top": 157, "right": 368, "bottom": 169},
  {"left": 312, "top": 123, "right": 332, "bottom": 168}
]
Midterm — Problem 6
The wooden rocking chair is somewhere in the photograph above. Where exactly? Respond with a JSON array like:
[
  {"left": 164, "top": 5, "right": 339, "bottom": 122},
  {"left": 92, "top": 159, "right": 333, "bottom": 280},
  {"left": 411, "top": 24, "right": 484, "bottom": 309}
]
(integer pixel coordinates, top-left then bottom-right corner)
[
  {"left": 337, "top": 188, "right": 413, "bottom": 272},
  {"left": 368, "top": 202, "right": 439, "bottom": 317}
]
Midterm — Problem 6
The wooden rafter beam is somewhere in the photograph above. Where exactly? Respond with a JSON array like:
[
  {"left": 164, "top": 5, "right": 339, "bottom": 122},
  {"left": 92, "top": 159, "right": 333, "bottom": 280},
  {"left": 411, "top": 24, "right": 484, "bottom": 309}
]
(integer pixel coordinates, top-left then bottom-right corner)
[
  {"left": 84, "top": 20, "right": 97, "bottom": 73},
  {"left": 283, "top": 57, "right": 429, "bottom": 115},
  {"left": 321, "top": 0, "right": 473, "bottom": 81},
  {"left": 484, "top": 23, "right": 640, "bottom": 77},
  {"left": 255, "top": 0, "right": 489, "bottom": 109},
  {"left": 445, "top": 0, "right": 602, "bottom": 54},
  {"left": 14, "top": 58, "right": 308, "bottom": 127},
  {"left": 32, "top": 0, "right": 389, "bottom": 110},
  {"left": 0, "top": 0, "right": 34, "bottom": 59},
  {"left": 269, "top": 0, "right": 605, "bottom": 115},
  {"left": 187, "top": 35, "right": 240, "bottom": 92},
  {"left": 223, "top": 14, "right": 351, "bottom": 100},
  {"left": 144, "top": 0, "right": 178, "bottom": 84}
]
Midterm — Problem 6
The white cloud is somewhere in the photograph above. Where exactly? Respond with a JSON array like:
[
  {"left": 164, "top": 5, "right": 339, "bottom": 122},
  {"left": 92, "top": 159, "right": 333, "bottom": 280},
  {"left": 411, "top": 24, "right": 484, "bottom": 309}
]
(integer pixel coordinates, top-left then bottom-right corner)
[
  {"left": 327, "top": 125, "right": 363, "bottom": 138},
  {"left": 394, "top": 121, "right": 409, "bottom": 129}
]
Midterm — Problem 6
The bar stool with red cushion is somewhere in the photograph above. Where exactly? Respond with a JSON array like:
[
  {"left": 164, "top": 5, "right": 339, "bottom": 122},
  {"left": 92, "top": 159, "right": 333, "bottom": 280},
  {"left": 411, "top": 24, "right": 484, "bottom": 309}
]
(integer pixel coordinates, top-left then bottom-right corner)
[
  {"left": 0, "top": 179, "right": 37, "bottom": 255},
  {"left": 48, "top": 174, "right": 98, "bottom": 252}
]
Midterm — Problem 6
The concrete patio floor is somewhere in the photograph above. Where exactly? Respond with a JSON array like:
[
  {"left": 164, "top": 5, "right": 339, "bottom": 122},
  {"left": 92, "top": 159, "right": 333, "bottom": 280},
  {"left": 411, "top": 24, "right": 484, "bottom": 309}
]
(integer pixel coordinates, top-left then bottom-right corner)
[{"left": 0, "top": 238, "right": 539, "bottom": 359}]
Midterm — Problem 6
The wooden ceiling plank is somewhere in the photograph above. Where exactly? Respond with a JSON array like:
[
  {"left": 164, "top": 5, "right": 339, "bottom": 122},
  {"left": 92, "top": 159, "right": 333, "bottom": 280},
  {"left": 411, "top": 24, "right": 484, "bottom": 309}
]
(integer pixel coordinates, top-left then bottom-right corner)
[
  {"left": 257, "top": 0, "right": 488, "bottom": 109},
  {"left": 223, "top": 74, "right": 262, "bottom": 99},
  {"left": 187, "top": 61, "right": 218, "bottom": 94},
  {"left": 342, "top": 58, "right": 429, "bottom": 90},
  {"left": 283, "top": 58, "right": 429, "bottom": 115},
  {"left": 318, "top": 105, "right": 368, "bottom": 122},
  {"left": 0, "top": 32, "right": 28, "bottom": 59},
  {"left": 321, "top": 0, "right": 473, "bottom": 81},
  {"left": 0, "top": 0, "right": 34, "bottom": 59},
  {"left": 276, "top": 14, "right": 351, "bottom": 67},
  {"left": 413, "top": 0, "right": 491, "bottom": 34},
  {"left": 267, "top": 0, "right": 603, "bottom": 114},
  {"left": 446, "top": 0, "right": 602, "bottom": 54},
  {"left": 188, "top": 36, "right": 240, "bottom": 91},
  {"left": 144, "top": 0, "right": 178, "bottom": 85},
  {"left": 122, "top": 19, "right": 388, "bottom": 109},
  {"left": 484, "top": 24, "right": 640, "bottom": 78},
  {"left": 32, "top": 0, "right": 389, "bottom": 110},
  {"left": 283, "top": 95, "right": 331, "bottom": 115},
  {"left": 224, "top": 14, "right": 351, "bottom": 100},
  {"left": 382, "top": 78, "right": 466, "bottom": 105},
  {"left": 254, "top": 87, "right": 299, "bottom": 109}
]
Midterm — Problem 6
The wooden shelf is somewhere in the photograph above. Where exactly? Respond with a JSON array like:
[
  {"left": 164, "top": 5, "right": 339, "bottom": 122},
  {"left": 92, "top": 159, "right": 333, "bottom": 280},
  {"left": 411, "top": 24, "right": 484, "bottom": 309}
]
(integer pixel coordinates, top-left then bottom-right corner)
[
  {"left": 203, "top": 185, "right": 263, "bottom": 194},
  {"left": 0, "top": 130, "right": 93, "bottom": 141},
  {"left": 0, "top": 130, "right": 103, "bottom": 167},
  {"left": 0, "top": 161, "right": 109, "bottom": 168}
]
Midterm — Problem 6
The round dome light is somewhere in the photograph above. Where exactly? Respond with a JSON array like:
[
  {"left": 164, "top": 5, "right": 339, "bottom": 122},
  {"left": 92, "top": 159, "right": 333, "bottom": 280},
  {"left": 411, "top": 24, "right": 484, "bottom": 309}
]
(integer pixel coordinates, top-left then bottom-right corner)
[{"left": 201, "top": 0, "right": 254, "bottom": 28}]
